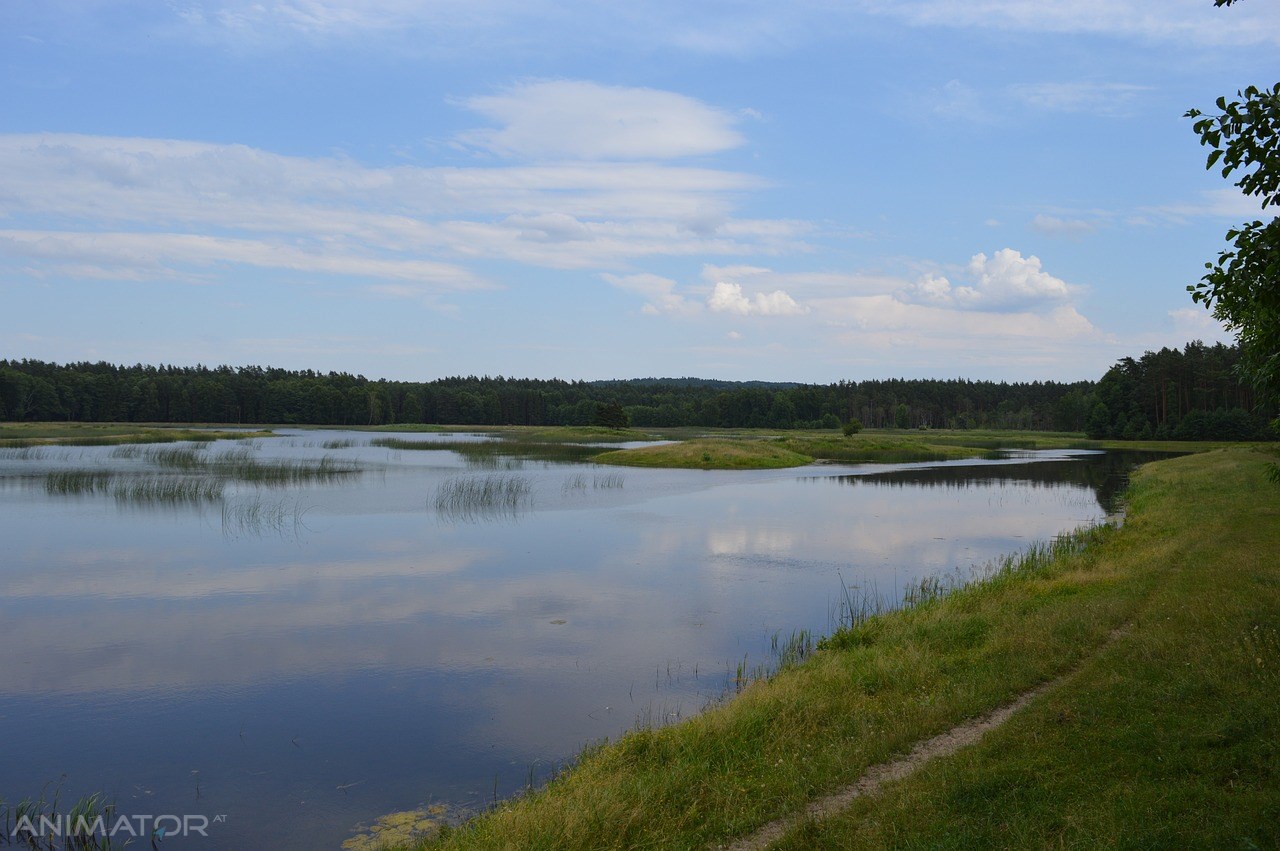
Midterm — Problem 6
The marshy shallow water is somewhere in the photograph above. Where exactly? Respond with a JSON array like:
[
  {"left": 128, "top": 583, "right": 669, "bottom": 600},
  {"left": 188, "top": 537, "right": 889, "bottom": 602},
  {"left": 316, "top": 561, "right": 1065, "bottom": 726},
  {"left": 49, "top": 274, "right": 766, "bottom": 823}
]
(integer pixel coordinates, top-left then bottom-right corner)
[{"left": 0, "top": 432, "right": 1154, "bottom": 848}]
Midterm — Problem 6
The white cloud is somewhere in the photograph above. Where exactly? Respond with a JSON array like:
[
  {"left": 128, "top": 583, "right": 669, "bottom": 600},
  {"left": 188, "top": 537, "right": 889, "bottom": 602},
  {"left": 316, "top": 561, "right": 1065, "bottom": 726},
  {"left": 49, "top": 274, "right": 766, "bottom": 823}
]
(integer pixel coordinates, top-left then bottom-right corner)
[
  {"left": 602, "top": 272, "right": 699, "bottom": 316},
  {"left": 1142, "top": 189, "right": 1269, "bottom": 225},
  {"left": 1168, "top": 307, "right": 1234, "bottom": 344},
  {"left": 458, "top": 80, "right": 744, "bottom": 161},
  {"left": 816, "top": 293, "right": 1106, "bottom": 370},
  {"left": 0, "top": 126, "right": 802, "bottom": 287},
  {"left": 158, "top": 1, "right": 1280, "bottom": 53},
  {"left": 961, "top": 249, "right": 1073, "bottom": 308},
  {"left": 857, "top": 0, "right": 1280, "bottom": 47},
  {"left": 1009, "top": 81, "right": 1151, "bottom": 115},
  {"left": 928, "top": 79, "right": 989, "bottom": 121},
  {"left": 707, "top": 281, "right": 806, "bottom": 316},
  {"left": 1029, "top": 214, "right": 1098, "bottom": 237},
  {"left": 895, "top": 249, "right": 1073, "bottom": 310},
  {"left": 0, "top": 229, "right": 485, "bottom": 287}
]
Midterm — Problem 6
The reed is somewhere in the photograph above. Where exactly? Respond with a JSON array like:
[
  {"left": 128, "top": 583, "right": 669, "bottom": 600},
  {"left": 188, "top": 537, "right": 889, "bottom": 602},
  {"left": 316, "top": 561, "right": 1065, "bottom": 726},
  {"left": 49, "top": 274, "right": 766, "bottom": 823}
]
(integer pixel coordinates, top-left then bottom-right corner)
[
  {"left": 1, "top": 785, "right": 124, "bottom": 851},
  {"left": 44, "top": 470, "right": 115, "bottom": 495},
  {"left": 220, "top": 495, "right": 309, "bottom": 537},
  {"left": 112, "top": 476, "right": 224, "bottom": 505},
  {"left": 434, "top": 474, "right": 533, "bottom": 522}
]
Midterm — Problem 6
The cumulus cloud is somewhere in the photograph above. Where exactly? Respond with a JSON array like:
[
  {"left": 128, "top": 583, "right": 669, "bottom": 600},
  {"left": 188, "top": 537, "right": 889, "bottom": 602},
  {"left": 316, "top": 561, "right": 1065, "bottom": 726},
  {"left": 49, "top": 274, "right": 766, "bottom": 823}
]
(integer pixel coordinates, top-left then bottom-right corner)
[
  {"left": 458, "top": 80, "right": 744, "bottom": 161},
  {"left": 707, "top": 281, "right": 806, "bottom": 316},
  {"left": 896, "top": 249, "right": 1073, "bottom": 311}
]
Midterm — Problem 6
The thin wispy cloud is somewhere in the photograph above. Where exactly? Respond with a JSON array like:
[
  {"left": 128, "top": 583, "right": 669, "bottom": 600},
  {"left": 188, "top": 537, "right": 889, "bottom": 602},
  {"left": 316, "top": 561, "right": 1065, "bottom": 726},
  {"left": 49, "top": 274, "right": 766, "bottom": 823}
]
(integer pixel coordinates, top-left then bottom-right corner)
[
  {"left": 149, "top": 1, "right": 1280, "bottom": 50},
  {"left": 1029, "top": 214, "right": 1099, "bottom": 237},
  {"left": 857, "top": 0, "right": 1280, "bottom": 47},
  {"left": 0, "top": 79, "right": 801, "bottom": 288},
  {"left": 457, "top": 80, "right": 745, "bottom": 160},
  {"left": 1009, "top": 81, "right": 1152, "bottom": 116}
]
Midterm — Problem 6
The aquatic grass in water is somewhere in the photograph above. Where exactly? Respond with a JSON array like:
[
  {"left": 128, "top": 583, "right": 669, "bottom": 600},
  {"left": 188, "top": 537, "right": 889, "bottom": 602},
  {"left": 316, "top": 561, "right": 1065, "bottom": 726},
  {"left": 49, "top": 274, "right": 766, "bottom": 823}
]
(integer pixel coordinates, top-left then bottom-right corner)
[
  {"left": 0, "top": 446, "right": 48, "bottom": 461},
  {"left": 140, "top": 445, "right": 209, "bottom": 470},
  {"left": 562, "top": 472, "right": 625, "bottom": 493},
  {"left": 44, "top": 471, "right": 115, "bottom": 496},
  {"left": 112, "top": 476, "right": 224, "bottom": 506},
  {"left": 434, "top": 475, "right": 533, "bottom": 522},
  {"left": 210, "top": 453, "right": 359, "bottom": 485},
  {"left": 221, "top": 495, "right": 310, "bottom": 538},
  {"left": 114, "top": 444, "right": 361, "bottom": 484},
  {"left": 1, "top": 785, "right": 126, "bottom": 851}
]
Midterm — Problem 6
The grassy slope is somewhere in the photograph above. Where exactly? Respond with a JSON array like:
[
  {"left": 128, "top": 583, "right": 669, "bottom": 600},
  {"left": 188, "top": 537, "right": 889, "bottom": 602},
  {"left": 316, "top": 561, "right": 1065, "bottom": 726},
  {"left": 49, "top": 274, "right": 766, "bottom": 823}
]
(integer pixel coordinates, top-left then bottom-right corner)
[
  {"left": 408, "top": 448, "right": 1278, "bottom": 849},
  {"left": 775, "top": 447, "right": 1280, "bottom": 849}
]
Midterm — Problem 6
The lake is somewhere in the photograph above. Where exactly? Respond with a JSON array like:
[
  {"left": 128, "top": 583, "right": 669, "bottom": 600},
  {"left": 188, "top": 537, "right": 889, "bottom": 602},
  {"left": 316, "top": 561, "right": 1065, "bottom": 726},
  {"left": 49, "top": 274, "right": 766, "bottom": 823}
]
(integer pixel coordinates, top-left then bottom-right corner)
[{"left": 0, "top": 432, "right": 1149, "bottom": 848}]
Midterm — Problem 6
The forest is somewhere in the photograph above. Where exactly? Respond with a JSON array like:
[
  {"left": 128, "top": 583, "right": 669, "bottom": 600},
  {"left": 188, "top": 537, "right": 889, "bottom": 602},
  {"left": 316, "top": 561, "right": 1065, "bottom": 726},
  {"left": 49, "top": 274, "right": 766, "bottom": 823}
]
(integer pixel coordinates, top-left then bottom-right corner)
[{"left": 0, "top": 342, "right": 1273, "bottom": 440}]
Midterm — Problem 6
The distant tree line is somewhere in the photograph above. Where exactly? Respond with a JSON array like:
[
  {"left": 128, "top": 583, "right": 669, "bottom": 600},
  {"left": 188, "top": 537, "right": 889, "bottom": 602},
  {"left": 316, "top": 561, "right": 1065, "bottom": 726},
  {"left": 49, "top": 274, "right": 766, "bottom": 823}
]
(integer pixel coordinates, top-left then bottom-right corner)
[
  {"left": 1085, "top": 342, "right": 1275, "bottom": 440},
  {"left": 0, "top": 343, "right": 1272, "bottom": 439}
]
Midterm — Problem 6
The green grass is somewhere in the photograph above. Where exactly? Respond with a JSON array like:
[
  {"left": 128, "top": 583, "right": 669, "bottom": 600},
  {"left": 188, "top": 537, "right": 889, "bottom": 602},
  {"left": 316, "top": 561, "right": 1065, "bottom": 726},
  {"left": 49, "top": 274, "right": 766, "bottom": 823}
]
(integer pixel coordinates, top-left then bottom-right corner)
[
  {"left": 518, "top": 426, "right": 657, "bottom": 443},
  {"left": 0, "top": 422, "right": 273, "bottom": 447},
  {"left": 398, "top": 447, "right": 1278, "bottom": 850},
  {"left": 775, "top": 434, "right": 996, "bottom": 463},
  {"left": 373, "top": 436, "right": 604, "bottom": 465},
  {"left": 595, "top": 438, "right": 814, "bottom": 469},
  {"left": 771, "top": 447, "right": 1280, "bottom": 849}
]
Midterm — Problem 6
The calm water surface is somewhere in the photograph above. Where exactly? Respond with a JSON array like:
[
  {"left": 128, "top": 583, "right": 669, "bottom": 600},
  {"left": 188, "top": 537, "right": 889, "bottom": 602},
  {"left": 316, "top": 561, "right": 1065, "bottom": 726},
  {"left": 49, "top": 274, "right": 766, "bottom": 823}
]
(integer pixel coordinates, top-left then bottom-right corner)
[{"left": 0, "top": 432, "right": 1146, "bottom": 848}]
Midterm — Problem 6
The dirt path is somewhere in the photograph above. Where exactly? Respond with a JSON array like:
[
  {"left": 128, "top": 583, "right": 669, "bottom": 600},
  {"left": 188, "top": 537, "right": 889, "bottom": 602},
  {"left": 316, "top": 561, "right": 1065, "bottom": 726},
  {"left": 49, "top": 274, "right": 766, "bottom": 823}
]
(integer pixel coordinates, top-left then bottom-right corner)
[{"left": 720, "top": 627, "right": 1128, "bottom": 851}]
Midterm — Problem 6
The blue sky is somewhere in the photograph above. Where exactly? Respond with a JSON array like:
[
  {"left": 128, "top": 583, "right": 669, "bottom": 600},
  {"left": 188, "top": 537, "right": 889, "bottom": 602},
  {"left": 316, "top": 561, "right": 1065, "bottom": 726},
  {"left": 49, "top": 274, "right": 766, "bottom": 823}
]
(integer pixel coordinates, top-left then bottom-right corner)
[{"left": 2, "top": 1, "right": 1275, "bottom": 383}]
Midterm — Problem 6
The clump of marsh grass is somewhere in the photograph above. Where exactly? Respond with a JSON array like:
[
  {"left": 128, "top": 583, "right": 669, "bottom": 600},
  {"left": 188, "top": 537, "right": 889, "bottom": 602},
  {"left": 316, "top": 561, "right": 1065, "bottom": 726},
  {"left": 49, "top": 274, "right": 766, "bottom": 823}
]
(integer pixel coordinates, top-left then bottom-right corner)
[
  {"left": 322, "top": 438, "right": 357, "bottom": 449},
  {"left": 140, "top": 445, "right": 209, "bottom": 471},
  {"left": 44, "top": 471, "right": 115, "bottom": 496},
  {"left": 0, "top": 446, "right": 48, "bottom": 461},
  {"left": 112, "top": 476, "right": 224, "bottom": 506},
  {"left": 562, "top": 472, "right": 625, "bottom": 493},
  {"left": 434, "top": 474, "right": 532, "bottom": 523},
  {"left": 371, "top": 437, "right": 458, "bottom": 451},
  {"left": 732, "top": 629, "right": 817, "bottom": 693},
  {"left": 1, "top": 784, "right": 125, "bottom": 851},
  {"left": 210, "top": 452, "right": 358, "bottom": 485},
  {"left": 220, "top": 494, "right": 310, "bottom": 538},
  {"left": 122, "top": 444, "right": 360, "bottom": 485}
]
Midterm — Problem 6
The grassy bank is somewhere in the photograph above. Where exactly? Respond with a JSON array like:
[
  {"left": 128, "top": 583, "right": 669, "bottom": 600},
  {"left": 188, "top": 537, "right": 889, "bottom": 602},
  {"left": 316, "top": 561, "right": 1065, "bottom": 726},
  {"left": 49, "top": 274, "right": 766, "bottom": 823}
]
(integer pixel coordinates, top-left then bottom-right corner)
[
  {"left": 595, "top": 438, "right": 813, "bottom": 469},
  {"left": 0, "top": 422, "right": 273, "bottom": 447},
  {"left": 386, "top": 447, "right": 1277, "bottom": 849}
]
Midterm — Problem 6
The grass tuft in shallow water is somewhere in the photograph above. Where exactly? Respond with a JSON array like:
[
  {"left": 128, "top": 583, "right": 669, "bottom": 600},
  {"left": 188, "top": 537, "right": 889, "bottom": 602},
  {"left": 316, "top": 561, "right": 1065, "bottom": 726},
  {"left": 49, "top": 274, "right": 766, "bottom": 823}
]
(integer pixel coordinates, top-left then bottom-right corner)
[{"left": 433, "top": 474, "right": 532, "bottom": 522}]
